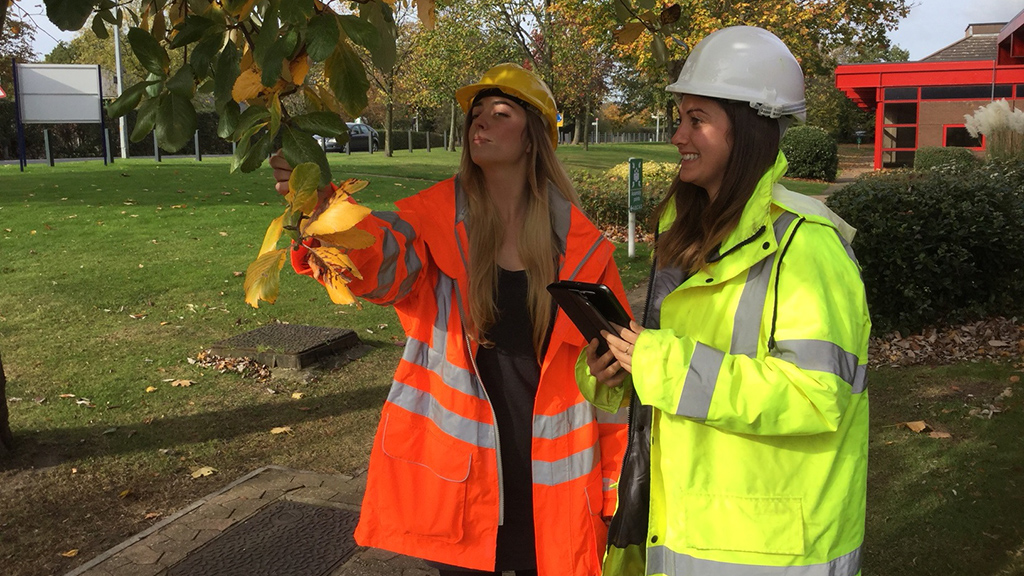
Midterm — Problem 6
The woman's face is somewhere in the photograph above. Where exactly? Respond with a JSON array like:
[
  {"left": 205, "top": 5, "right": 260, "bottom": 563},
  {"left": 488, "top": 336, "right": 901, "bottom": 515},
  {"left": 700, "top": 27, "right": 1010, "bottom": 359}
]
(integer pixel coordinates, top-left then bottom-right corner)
[
  {"left": 468, "top": 95, "right": 530, "bottom": 169},
  {"left": 671, "top": 95, "right": 734, "bottom": 199}
]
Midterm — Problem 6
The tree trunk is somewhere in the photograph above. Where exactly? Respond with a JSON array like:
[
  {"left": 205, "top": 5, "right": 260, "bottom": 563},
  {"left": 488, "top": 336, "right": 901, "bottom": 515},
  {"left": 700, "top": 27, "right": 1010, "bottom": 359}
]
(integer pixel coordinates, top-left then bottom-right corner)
[
  {"left": 0, "top": 352, "right": 13, "bottom": 453},
  {"left": 582, "top": 103, "right": 591, "bottom": 152},
  {"left": 449, "top": 101, "right": 458, "bottom": 152},
  {"left": 385, "top": 101, "right": 394, "bottom": 157}
]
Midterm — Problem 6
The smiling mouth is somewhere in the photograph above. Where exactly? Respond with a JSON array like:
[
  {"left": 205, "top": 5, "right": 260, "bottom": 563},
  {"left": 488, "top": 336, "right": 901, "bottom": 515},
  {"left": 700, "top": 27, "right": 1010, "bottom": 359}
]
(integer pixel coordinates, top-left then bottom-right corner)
[{"left": 680, "top": 153, "right": 699, "bottom": 161}]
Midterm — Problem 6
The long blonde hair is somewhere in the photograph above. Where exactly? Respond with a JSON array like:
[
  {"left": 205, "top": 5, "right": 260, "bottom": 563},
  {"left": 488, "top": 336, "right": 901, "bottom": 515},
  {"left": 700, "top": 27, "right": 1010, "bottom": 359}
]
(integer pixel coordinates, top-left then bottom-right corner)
[{"left": 460, "top": 105, "right": 579, "bottom": 356}]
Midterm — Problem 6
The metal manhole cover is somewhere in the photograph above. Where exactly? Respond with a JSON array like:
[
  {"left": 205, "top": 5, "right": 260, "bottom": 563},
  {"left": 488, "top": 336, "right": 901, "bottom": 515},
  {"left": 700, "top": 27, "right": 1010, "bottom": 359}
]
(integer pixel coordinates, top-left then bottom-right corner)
[
  {"left": 210, "top": 324, "right": 360, "bottom": 369},
  {"left": 166, "top": 500, "right": 360, "bottom": 576}
]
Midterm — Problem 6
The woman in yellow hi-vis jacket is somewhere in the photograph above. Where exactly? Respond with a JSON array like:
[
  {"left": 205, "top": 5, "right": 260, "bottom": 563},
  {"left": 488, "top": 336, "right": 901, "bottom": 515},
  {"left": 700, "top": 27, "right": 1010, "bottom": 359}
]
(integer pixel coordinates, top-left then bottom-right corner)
[{"left": 579, "top": 27, "right": 870, "bottom": 576}]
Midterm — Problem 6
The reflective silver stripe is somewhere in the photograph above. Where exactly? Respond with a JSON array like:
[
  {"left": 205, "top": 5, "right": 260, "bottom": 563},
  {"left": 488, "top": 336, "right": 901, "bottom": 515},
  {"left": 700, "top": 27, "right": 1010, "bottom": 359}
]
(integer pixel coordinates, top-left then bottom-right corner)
[
  {"left": 677, "top": 342, "right": 724, "bottom": 420},
  {"left": 568, "top": 236, "right": 605, "bottom": 281},
  {"left": 833, "top": 228, "right": 859, "bottom": 267},
  {"left": 364, "top": 211, "right": 422, "bottom": 301},
  {"left": 646, "top": 544, "right": 861, "bottom": 576},
  {"left": 730, "top": 254, "right": 774, "bottom": 357},
  {"left": 771, "top": 339, "right": 867, "bottom": 393},
  {"left": 596, "top": 405, "right": 630, "bottom": 425},
  {"left": 387, "top": 381, "right": 495, "bottom": 449},
  {"left": 533, "top": 444, "right": 596, "bottom": 486},
  {"left": 401, "top": 337, "right": 483, "bottom": 399},
  {"left": 730, "top": 212, "right": 797, "bottom": 357},
  {"left": 534, "top": 401, "right": 594, "bottom": 440}
]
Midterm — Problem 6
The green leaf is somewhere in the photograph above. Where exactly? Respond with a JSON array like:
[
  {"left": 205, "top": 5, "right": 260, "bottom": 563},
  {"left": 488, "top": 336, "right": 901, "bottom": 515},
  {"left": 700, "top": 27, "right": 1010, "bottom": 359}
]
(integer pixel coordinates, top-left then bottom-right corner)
[
  {"left": 291, "top": 112, "right": 347, "bottom": 138},
  {"left": 286, "top": 162, "right": 323, "bottom": 213},
  {"left": 105, "top": 80, "right": 159, "bottom": 118},
  {"left": 259, "top": 38, "right": 288, "bottom": 87},
  {"left": 282, "top": 126, "right": 332, "bottom": 187},
  {"left": 155, "top": 92, "right": 197, "bottom": 151},
  {"left": 92, "top": 14, "right": 109, "bottom": 39},
  {"left": 338, "top": 15, "right": 380, "bottom": 53},
  {"left": 169, "top": 15, "right": 218, "bottom": 49},
  {"left": 166, "top": 65, "right": 195, "bottom": 98},
  {"left": 253, "top": 2, "right": 280, "bottom": 69},
  {"left": 233, "top": 105, "right": 271, "bottom": 140},
  {"left": 190, "top": 32, "right": 224, "bottom": 80},
  {"left": 306, "top": 13, "right": 339, "bottom": 61},
  {"left": 130, "top": 98, "right": 159, "bottom": 142},
  {"left": 269, "top": 93, "right": 282, "bottom": 142},
  {"left": 43, "top": 0, "right": 95, "bottom": 31},
  {"left": 217, "top": 101, "right": 241, "bottom": 139},
  {"left": 636, "top": 0, "right": 656, "bottom": 10},
  {"left": 361, "top": 2, "right": 396, "bottom": 72},
  {"left": 239, "top": 131, "right": 274, "bottom": 173},
  {"left": 98, "top": 6, "right": 117, "bottom": 24},
  {"left": 144, "top": 72, "right": 164, "bottom": 98},
  {"left": 279, "top": 0, "right": 314, "bottom": 25},
  {"left": 214, "top": 42, "right": 240, "bottom": 109},
  {"left": 326, "top": 43, "right": 369, "bottom": 118},
  {"left": 128, "top": 27, "right": 170, "bottom": 76}
]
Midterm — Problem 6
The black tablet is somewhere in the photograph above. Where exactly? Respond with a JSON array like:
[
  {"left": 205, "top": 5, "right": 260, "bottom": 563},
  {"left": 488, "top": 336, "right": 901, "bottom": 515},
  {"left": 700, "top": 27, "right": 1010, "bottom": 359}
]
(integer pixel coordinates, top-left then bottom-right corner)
[{"left": 547, "top": 281, "right": 632, "bottom": 356}]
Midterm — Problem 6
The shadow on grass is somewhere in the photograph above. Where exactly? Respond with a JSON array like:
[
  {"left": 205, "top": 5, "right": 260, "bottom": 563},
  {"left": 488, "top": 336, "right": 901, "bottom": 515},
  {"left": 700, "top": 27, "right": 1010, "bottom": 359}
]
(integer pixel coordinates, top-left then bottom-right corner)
[
  {"left": 864, "top": 366, "right": 1024, "bottom": 575},
  {"left": 0, "top": 383, "right": 391, "bottom": 473}
]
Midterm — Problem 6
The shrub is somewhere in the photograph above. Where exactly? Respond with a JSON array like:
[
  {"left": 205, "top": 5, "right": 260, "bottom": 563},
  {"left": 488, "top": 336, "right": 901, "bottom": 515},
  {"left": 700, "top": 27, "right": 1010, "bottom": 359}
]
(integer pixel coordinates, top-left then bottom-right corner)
[
  {"left": 572, "top": 162, "right": 676, "bottom": 235},
  {"left": 825, "top": 161, "right": 1024, "bottom": 334},
  {"left": 780, "top": 125, "right": 839, "bottom": 181},
  {"left": 913, "top": 146, "right": 980, "bottom": 173}
]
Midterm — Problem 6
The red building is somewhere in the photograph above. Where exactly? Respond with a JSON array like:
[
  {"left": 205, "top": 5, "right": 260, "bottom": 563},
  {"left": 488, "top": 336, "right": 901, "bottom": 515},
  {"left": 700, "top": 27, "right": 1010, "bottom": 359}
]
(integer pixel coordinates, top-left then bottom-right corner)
[{"left": 835, "top": 9, "right": 1024, "bottom": 169}]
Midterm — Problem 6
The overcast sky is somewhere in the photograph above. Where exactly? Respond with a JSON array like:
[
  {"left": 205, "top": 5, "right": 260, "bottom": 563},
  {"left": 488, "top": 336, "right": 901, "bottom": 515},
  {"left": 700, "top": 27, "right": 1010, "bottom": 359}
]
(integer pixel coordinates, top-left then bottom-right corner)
[{"left": 19, "top": 0, "right": 1024, "bottom": 62}]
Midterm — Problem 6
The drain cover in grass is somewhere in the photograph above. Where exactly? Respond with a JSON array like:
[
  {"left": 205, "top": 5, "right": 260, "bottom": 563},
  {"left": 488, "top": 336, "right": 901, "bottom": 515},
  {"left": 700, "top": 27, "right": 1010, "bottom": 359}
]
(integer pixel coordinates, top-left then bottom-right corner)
[
  {"left": 210, "top": 324, "right": 360, "bottom": 369},
  {"left": 166, "top": 500, "right": 360, "bottom": 576}
]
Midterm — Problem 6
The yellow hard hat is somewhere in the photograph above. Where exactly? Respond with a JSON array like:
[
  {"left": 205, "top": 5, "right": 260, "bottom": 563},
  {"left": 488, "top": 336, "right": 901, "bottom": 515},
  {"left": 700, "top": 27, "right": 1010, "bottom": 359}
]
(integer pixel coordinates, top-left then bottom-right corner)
[{"left": 456, "top": 63, "right": 559, "bottom": 148}]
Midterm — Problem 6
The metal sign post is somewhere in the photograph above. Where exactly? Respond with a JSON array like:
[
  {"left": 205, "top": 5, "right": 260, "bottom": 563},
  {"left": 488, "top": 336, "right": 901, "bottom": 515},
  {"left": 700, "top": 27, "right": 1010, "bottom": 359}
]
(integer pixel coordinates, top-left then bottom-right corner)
[{"left": 627, "top": 157, "right": 643, "bottom": 258}]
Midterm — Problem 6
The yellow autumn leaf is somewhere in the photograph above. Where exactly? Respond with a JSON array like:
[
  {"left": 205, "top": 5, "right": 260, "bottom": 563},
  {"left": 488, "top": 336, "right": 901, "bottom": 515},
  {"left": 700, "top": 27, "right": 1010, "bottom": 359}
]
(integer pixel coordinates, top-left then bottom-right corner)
[
  {"left": 289, "top": 55, "right": 311, "bottom": 85},
  {"left": 190, "top": 466, "right": 217, "bottom": 478},
  {"left": 303, "top": 200, "right": 371, "bottom": 237},
  {"left": 316, "top": 227, "right": 376, "bottom": 250},
  {"left": 170, "top": 379, "right": 195, "bottom": 387},
  {"left": 61, "top": 549, "right": 79, "bottom": 558},
  {"left": 259, "top": 213, "right": 286, "bottom": 257},
  {"left": 310, "top": 246, "right": 363, "bottom": 280},
  {"left": 232, "top": 67, "right": 263, "bottom": 103},
  {"left": 145, "top": 386, "right": 158, "bottom": 393},
  {"left": 291, "top": 392, "right": 305, "bottom": 399},
  {"left": 337, "top": 178, "right": 369, "bottom": 195},
  {"left": 324, "top": 281, "right": 358, "bottom": 305},
  {"left": 270, "top": 426, "right": 292, "bottom": 434},
  {"left": 119, "top": 488, "right": 132, "bottom": 499},
  {"left": 244, "top": 248, "right": 288, "bottom": 308}
]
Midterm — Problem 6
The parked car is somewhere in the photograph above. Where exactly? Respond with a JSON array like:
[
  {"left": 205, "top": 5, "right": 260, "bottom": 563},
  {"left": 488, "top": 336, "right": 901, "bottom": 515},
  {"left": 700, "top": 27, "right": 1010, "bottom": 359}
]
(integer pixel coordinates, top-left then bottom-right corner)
[{"left": 320, "top": 122, "right": 380, "bottom": 153}]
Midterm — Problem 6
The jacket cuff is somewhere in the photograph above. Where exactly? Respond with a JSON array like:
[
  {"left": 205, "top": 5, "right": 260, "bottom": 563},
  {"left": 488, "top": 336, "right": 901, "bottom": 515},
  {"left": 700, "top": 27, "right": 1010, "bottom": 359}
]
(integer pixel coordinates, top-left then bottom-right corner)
[{"left": 575, "top": 349, "right": 628, "bottom": 413}]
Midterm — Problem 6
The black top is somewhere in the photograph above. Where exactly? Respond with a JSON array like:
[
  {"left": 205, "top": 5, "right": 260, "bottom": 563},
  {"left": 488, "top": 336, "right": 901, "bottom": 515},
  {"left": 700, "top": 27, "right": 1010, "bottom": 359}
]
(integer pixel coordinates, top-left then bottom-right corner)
[{"left": 475, "top": 267, "right": 545, "bottom": 571}]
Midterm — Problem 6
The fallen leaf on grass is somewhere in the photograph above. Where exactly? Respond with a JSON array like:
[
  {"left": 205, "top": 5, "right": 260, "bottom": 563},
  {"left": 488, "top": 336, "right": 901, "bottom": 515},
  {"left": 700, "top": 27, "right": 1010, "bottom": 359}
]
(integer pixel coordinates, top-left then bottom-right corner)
[
  {"left": 118, "top": 489, "right": 132, "bottom": 499},
  {"left": 190, "top": 466, "right": 217, "bottom": 478},
  {"left": 144, "top": 511, "right": 162, "bottom": 520},
  {"left": 145, "top": 386, "right": 158, "bottom": 393},
  {"left": 59, "top": 393, "right": 76, "bottom": 398},
  {"left": 270, "top": 426, "right": 292, "bottom": 435},
  {"left": 291, "top": 392, "right": 304, "bottom": 400},
  {"left": 102, "top": 428, "right": 117, "bottom": 435},
  {"left": 170, "top": 379, "right": 195, "bottom": 387},
  {"left": 903, "top": 421, "right": 931, "bottom": 433},
  {"left": 61, "top": 549, "right": 78, "bottom": 557},
  {"left": 1010, "top": 375, "right": 1020, "bottom": 383},
  {"left": 929, "top": 431, "right": 952, "bottom": 439}
]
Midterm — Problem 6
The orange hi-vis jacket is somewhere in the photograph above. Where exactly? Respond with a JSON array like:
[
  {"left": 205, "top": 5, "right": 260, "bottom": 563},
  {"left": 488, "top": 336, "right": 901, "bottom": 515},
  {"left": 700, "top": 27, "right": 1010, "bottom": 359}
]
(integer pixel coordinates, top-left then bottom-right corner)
[{"left": 291, "top": 177, "right": 629, "bottom": 575}]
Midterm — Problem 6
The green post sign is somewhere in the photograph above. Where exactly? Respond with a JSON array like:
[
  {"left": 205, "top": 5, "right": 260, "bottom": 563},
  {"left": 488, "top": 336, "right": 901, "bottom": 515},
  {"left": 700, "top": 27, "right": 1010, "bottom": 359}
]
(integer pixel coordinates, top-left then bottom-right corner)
[{"left": 628, "top": 157, "right": 642, "bottom": 212}]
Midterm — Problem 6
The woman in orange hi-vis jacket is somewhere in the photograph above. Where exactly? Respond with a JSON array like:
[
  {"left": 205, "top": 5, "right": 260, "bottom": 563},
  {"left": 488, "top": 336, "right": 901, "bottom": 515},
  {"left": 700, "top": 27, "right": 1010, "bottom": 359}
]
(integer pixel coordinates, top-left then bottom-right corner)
[{"left": 270, "top": 64, "right": 629, "bottom": 576}]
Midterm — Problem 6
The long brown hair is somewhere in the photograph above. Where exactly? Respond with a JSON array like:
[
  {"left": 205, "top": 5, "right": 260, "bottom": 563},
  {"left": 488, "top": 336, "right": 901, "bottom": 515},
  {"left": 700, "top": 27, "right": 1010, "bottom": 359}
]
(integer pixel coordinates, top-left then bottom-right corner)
[
  {"left": 460, "top": 101, "right": 580, "bottom": 356},
  {"left": 653, "top": 99, "right": 781, "bottom": 273}
]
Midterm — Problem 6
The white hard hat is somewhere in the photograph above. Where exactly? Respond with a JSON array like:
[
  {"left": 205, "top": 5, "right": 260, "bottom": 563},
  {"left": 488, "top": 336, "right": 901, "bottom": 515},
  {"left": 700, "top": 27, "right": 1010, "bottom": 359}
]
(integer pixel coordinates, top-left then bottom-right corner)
[{"left": 666, "top": 26, "right": 806, "bottom": 123}]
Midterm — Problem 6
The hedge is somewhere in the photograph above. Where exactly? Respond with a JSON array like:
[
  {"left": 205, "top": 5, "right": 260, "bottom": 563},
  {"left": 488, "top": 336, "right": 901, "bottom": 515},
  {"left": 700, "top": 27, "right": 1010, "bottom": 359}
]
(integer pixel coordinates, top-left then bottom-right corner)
[
  {"left": 913, "top": 146, "right": 981, "bottom": 174},
  {"left": 780, "top": 125, "right": 839, "bottom": 181},
  {"left": 826, "top": 161, "right": 1024, "bottom": 333}
]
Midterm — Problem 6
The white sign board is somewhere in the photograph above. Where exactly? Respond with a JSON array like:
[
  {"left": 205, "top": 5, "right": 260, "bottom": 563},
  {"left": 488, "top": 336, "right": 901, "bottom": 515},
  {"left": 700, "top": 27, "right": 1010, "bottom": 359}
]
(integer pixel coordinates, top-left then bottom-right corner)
[{"left": 17, "top": 64, "right": 103, "bottom": 124}]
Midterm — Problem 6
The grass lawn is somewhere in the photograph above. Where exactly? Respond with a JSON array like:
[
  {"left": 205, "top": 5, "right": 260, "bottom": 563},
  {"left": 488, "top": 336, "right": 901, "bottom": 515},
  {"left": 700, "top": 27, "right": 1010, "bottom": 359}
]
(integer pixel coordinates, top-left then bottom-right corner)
[{"left": 1, "top": 146, "right": 1021, "bottom": 575}]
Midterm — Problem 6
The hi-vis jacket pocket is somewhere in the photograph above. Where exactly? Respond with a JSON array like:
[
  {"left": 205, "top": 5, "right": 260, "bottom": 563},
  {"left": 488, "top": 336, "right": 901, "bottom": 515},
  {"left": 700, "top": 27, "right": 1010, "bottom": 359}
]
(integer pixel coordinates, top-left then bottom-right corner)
[
  {"left": 378, "top": 410, "right": 473, "bottom": 543},
  {"left": 683, "top": 494, "right": 805, "bottom": 556}
]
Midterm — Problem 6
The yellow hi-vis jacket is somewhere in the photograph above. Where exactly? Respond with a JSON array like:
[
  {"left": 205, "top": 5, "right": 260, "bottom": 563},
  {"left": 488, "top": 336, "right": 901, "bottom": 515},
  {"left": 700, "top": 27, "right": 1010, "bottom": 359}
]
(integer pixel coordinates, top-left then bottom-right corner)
[{"left": 578, "top": 153, "right": 870, "bottom": 576}]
